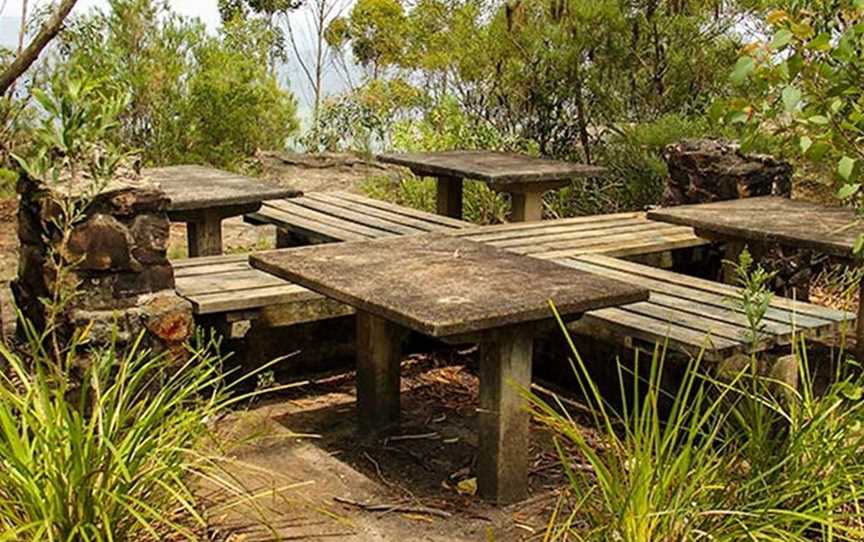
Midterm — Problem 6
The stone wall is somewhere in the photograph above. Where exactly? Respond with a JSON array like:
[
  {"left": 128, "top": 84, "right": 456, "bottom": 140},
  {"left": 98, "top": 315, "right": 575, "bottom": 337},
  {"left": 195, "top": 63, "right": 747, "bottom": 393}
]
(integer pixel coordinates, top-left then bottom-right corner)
[
  {"left": 12, "top": 174, "right": 193, "bottom": 355},
  {"left": 662, "top": 139, "right": 792, "bottom": 206}
]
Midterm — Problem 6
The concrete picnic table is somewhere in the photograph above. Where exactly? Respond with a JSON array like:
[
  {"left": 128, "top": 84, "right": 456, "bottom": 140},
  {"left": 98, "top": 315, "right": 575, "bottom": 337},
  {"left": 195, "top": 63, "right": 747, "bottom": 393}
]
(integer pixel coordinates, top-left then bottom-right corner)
[
  {"left": 250, "top": 233, "right": 646, "bottom": 504},
  {"left": 378, "top": 151, "right": 605, "bottom": 222},
  {"left": 647, "top": 196, "right": 864, "bottom": 358},
  {"left": 145, "top": 165, "right": 301, "bottom": 257}
]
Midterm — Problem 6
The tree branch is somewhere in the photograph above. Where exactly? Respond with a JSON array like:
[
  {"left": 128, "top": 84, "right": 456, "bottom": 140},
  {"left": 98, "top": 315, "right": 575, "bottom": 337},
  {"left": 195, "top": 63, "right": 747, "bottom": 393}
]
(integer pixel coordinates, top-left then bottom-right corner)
[{"left": 0, "top": 0, "right": 79, "bottom": 96}]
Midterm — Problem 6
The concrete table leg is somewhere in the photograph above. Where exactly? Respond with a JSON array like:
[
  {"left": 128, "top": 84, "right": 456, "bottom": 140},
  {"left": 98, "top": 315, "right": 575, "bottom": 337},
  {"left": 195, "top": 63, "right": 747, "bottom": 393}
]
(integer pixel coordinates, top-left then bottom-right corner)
[
  {"left": 436, "top": 176, "right": 464, "bottom": 219},
  {"left": 510, "top": 191, "right": 544, "bottom": 222},
  {"left": 187, "top": 211, "right": 223, "bottom": 257},
  {"left": 356, "top": 312, "right": 403, "bottom": 434},
  {"left": 477, "top": 329, "right": 533, "bottom": 504}
]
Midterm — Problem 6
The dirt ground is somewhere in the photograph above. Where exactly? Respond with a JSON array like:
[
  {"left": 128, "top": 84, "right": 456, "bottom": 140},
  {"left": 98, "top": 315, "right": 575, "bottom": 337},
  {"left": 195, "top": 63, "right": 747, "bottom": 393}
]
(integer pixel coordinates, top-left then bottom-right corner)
[{"left": 201, "top": 352, "right": 589, "bottom": 541}]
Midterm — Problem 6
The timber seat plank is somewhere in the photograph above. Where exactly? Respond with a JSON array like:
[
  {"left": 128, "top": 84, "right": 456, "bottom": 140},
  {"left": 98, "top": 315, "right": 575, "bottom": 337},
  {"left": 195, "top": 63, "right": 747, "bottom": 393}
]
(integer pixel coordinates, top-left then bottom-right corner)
[
  {"left": 246, "top": 193, "right": 708, "bottom": 259},
  {"left": 560, "top": 255, "right": 854, "bottom": 361},
  {"left": 245, "top": 191, "right": 471, "bottom": 244},
  {"left": 460, "top": 212, "right": 708, "bottom": 260},
  {"left": 174, "top": 255, "right": 350, "bottom": 318}
]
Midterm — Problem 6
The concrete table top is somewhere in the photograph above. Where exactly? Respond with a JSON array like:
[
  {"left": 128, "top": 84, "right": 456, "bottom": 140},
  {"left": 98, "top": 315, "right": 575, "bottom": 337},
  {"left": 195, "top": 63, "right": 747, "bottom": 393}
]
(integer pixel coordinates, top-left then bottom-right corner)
[
  {"left": 250, "top": 233, "right": 648, "bottom": 338},
  {"left": 647, "top": 196, "right": 862, "bottom": 259},
  {"left": 378, "top": 150, "right": 605, "bottom": 187},
  {"left": 145, "top": 165, "right": 301, "bottom": 212}
]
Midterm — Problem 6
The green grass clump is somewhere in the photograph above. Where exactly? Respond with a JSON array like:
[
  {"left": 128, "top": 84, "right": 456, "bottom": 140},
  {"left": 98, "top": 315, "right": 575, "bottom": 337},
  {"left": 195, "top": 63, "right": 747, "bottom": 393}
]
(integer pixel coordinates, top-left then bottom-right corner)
[
  {"left": 0, "top": 327, "right": 254, "bottom": 541},
  {"left": 532, "top": 307, "right": 864, "bottom": 541}
]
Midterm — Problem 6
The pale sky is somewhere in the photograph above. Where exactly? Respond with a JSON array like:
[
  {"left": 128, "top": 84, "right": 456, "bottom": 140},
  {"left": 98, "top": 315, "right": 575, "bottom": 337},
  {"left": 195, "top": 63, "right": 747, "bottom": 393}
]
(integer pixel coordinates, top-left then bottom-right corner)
[{"left": 1, "top": 0, "right": 222, "bottom": 29}]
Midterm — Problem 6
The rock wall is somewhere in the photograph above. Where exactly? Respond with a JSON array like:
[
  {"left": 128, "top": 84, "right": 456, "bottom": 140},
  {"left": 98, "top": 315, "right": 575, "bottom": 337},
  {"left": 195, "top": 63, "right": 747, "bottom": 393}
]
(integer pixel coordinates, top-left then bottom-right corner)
[
  {"left": 12, "top": 174, "right": 193, "bottom": 355},
  {"left": 662, "top": 139, "right": 792, "bottom": 206}
]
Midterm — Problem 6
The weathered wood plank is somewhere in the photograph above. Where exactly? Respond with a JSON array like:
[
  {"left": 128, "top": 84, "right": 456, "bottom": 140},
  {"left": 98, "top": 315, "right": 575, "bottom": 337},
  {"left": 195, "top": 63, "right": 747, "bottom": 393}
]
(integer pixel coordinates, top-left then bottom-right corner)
[
  {"left": 331, "top": 191, "right": 469, "bottom": 228},
  {"left": 176, "top": 270, "right": 288, "bottom": 296},
  {"left": 262, "top": 199, "right": 394, "bottom": 239},
  {"left": 174, "top": 261, "right": 251, "bottom": 278},
  {"left": 248, "top": 203, "right": 372, "bottom": 242},
  {"left": 306, "top": 192, "right": 461, "bottom": 232},
  {"left": 532, "top": 231, "right": 708, "bottom": 260},
  {"left": 188, "top": 284, "right": 314, "bottom": 315},
  {"left": 572, "top": 307, "right": 742, "bottom": 360},
  {"left": 173, "top": 253, "right": 247, "bottom": 269},
  {"left": 455, "top": 212, "right": 643, "bottom": 238},
  {"left": 562, "top": 258, "right": 833, "bottom": 329},
  {"left": 577, "top": 254, "right": 852, "bottom": 323},
  {"left": 290, "top": 196, "right": 428, "bottom": 236},
  {"left": 505, "top": 223, "right": 688, "bottom": 253}
]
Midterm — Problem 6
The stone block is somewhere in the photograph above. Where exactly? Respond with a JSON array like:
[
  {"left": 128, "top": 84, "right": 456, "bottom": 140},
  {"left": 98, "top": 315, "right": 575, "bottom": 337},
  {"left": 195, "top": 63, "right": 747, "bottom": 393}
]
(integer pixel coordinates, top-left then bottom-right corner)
[
  {"left": 63, "top": 214, "right": 142, "bottom": 272},
  {"left": 129, "top": 214, "right": 170, "bottom": 265},
  {"left": 663, "top": 139, "right": 792, "bottom": 206}
]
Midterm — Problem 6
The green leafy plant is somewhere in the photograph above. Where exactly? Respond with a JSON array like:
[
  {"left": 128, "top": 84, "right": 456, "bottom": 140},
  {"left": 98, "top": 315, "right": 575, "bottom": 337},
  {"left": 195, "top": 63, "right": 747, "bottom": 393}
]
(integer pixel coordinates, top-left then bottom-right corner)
[
  {"left": 717, "top": 2, "right": 864, "bottom": 248},
  {"left": 727, "top": 247, "right": 777, "bottom": 348}
]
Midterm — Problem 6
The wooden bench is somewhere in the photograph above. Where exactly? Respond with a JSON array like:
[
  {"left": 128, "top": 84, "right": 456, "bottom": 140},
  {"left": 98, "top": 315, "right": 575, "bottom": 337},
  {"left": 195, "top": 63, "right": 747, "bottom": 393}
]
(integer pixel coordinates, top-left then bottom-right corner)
[
  {"left": 174, "top": 252, "right": 852, "bottom": 363},
  {"left": 561, "top": 255, "right": 853, "bottom": 361},
  {"left": 245, "top": 191, "right": 709, "bottom": 262},
  {"left": 245, "top": 191, "right": 469, "bottom": 246},
  {"left": 173, "top": 254, "right": 353, "bottom": 331},
  {"left": 455, "top": 211, "right": 707, "bottom": 261}
]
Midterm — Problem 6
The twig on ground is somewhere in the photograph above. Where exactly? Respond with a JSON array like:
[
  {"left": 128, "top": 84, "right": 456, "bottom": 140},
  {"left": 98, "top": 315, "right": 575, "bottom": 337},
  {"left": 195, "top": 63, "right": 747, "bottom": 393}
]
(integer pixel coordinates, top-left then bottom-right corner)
[{"left": 333, "top": 497, "right": 452, "bottom": 519}]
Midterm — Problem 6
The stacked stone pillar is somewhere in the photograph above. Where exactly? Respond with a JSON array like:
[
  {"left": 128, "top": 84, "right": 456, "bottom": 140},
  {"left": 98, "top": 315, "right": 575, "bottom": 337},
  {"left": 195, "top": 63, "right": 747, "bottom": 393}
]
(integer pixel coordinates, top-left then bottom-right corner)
[{"left": 12, "top": 174, "right": 193, "bottom": 355}]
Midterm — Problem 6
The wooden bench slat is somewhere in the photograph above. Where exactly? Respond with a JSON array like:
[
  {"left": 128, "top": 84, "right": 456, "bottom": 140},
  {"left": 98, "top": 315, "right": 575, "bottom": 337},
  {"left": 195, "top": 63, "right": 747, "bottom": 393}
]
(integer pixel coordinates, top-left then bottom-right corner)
[
  {"left": 623, "top": 301, "right": 775, "bottom": 349},
  {"left": 575, "top": 307, "right": 742, "bottom": 359},
  {"left": 250, "top": 203, "right": 373, "bottom": 242},
  {"left": 174, "top": 261, "right": 252, "bottom": 278},
  {"left": 478, "top": 220, "right": 680, "bottom": 248},
  {"left": 330, "top": 191, "right": 469, "bottom": 228},
  {"left": 306, "top": 192, "right": 463, "bottom": 232},
  {"left": 176, "top": 270, "right": 288, "bottom": 296},
  {"left": 647, "top": 292, "right": 805, "bottom": 337},
  {"left": 458, "top": 214, "right": 649, "bottom": 242},
  {"left": 190, "top": 284, "right": 317, "bottom": 315},
  {"left": 290, "top": 196, "right": 428, "bottom": 236},
  {"left": 455, "top": 212, "right": 643, "bottom": 236},
  {"left": 263, "top": 199, "right": 394, "bottom": 239},
  {"left": 578, "top": 254, "right": 852, "bottom": 323},
  {"left": 571, "top": 234, "right": 709, "bottom": 259},
  {"left": 563, "top": 258, "right": 834, "bottom": 329},
  {"left": 526, "top": 231, "right": 706, "bottom": 260},
  {"left": 172, "top": 254, "right": 248, "bottom": 269},
  {"left": 506, "top": 223, "right": 689, "bottom": 253}
]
